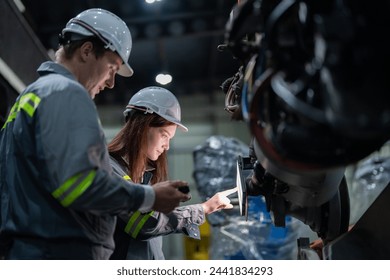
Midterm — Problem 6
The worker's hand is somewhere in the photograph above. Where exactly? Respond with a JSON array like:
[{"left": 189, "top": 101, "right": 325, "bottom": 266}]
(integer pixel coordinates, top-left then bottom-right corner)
[
  {"left": 309, "top": 239, "right": 324, "bottom": 259},
  {"left": 151, "top": 180, "right": 190, "bottom": 214},
  {"left": 201, "top": 187, "right": 237, "bottom": 215},
  {"left": 309, "top": 224, "right": 354, "bottom": 260}
]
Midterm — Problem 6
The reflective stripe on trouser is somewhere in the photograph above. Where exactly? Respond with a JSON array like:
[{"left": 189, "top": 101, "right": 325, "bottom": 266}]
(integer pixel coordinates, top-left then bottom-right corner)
[
  {"left": 124, "top": 211, "right": 155, "bottom": 239},
  {"left": 52, "top": 170, "right": 97, "bottom": 207}
]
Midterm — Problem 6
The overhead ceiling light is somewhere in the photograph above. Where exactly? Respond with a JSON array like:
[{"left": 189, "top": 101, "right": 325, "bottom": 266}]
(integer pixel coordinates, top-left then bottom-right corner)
[
  {"left": 145, "top": 0, "right": 162, "bottom": 4},
  {"left": 155, "top": 73, "right": 172, "bottom": 85}
]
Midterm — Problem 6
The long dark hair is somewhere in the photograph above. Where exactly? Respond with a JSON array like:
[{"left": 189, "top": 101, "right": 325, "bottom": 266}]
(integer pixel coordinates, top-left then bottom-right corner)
[{"left": 108, "top": 110, "right": 170, "bottom": 184}]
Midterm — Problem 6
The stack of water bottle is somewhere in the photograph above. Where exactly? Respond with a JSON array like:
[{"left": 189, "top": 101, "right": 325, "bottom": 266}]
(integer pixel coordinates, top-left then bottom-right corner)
[{"left": 193, "top": 135, "right": 306, "bottom": 260}]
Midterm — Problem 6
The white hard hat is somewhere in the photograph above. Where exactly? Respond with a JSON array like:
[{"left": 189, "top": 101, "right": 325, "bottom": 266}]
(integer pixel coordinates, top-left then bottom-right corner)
[
  {"left": 124, "top": 86, "right": 188, "bottom": 132},
  {"left": 62, "top": 8, "right": 133, "bottom": 77}
]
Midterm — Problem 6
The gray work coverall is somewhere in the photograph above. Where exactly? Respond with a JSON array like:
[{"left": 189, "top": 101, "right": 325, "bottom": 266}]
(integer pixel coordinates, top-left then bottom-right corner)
[
  {"left": 109, "top": 156, "right": 205, "bottom": 260},
  {"left": 0, "top": 62, "right": 148, "bottom": 259}
]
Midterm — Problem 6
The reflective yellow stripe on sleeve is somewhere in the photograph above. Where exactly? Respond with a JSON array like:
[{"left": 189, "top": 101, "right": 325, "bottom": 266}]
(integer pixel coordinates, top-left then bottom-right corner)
[
  {"left": 121, "top": 173, "right": 153, "bottom": 238},
  {"left": 124, "top": 210, "right": 155, "bottom": 239},
  {"left": 2, "top": 92, "right": 41, "bottom": 130},
  {"left": 52, "top": 170, "right": 97, "bottom": 207},
  {"left": 19, "top": 93, "right": 41, "bottom": 117},
  {"left": 2, "top": 101, "right": 19, "bottom": 129}
]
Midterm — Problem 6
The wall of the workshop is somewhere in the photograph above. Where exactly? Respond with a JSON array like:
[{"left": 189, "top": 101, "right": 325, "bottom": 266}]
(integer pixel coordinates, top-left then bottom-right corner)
[{"left": 0, "top": 0, "right": 51, "bottom": 127}]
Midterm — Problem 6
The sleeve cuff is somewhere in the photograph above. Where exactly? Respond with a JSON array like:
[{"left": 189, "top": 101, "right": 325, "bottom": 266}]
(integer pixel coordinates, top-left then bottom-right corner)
[{"left": 138, "top": 185, "right": 155, "bottom": 212}]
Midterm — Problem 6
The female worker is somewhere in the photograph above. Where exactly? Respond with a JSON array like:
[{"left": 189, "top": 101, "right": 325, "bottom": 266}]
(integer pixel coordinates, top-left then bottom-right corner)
[{"left": 108, "top": 86, "right": 236, "bottom": 259}]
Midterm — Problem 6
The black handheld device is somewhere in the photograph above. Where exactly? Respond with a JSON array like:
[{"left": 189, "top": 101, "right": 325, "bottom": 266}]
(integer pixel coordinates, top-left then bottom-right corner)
[{"left": 178, "top": 185, "right": 190, "bottom": 194}]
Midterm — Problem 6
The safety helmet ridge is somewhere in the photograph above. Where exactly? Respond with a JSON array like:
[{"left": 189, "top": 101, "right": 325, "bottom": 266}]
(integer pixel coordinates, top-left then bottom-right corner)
[
  {"left": 61, "top": 8, "right": 133, "bottom": 77},
  {"left": 124, "top": 86, "right": 188, "bottom": 132}
]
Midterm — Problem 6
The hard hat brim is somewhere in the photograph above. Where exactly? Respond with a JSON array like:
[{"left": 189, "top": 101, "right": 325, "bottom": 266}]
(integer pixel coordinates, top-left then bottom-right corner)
[
  {"left": 175, "top": 122, "right": 189, "bottom": 132},
  {"left": 161, "top": 114, "right": 188, "bottom": 132},
  {"left": 118, "top": 63, "right": 134, "bottom": 77}
]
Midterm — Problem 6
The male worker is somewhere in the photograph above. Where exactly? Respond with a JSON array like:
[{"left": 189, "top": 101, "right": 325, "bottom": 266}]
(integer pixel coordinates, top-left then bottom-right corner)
[{"left": 0, "top": 8, "right": 189, "bottom": 260}]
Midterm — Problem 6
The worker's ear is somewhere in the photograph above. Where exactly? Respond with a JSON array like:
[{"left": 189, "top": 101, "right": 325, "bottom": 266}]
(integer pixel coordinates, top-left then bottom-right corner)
[{"left": 79, "top": 41, "right": 94, "bottom": 62}]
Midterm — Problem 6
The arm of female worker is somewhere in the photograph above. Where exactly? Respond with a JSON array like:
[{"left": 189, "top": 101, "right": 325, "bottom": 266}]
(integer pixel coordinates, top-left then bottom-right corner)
[{"left": 120, "top": 187, "right": 237, "bottom": 241}]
